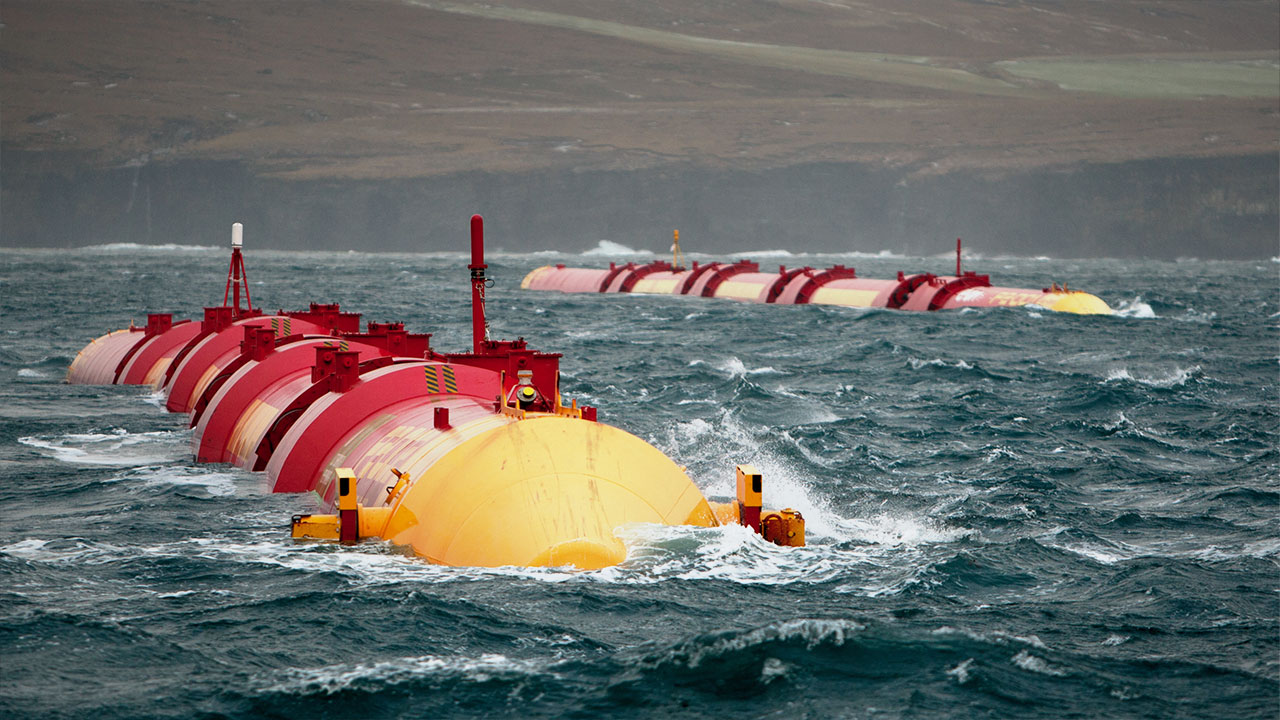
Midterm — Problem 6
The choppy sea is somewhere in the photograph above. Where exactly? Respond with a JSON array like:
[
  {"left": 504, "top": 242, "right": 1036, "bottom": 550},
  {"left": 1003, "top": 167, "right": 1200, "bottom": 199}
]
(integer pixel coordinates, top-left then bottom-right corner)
[{"left": 0, "top": 244, "right": 1276, "bottom": 719}]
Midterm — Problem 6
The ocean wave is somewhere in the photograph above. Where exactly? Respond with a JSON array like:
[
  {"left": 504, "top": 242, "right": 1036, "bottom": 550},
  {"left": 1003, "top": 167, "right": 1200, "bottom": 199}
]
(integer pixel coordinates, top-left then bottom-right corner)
[
  {"left": 828, "top": 513, "right": 974, "bottom": 548},
  {"left": 82, "top": 242, "right": 220, "bottom": 252},
  {"left": 1113, "top": 297, "right": 1157, "bottom": 318},
  {"left": 263, "top": 653, "right": 552, "bottom": 696},
  {"left": 662, "top": 618, "right": 865, "bottom": 667},
  {"left": 1102, "top": 365, "right": 1201, "bottom": 388},
  {"left": 18, "top": 429, "right": 189, "bottom": 466},
  {"left": 908, "top": 356, "right": 975, "bottom": 371},
  {"left": 1011, "top": 648, "right": 1069, "bottom": 677},
  {"left": 688, "top": 356, "right": 781, "bottom": 379},
  {"left": 1, "top": 537, "right": 135, "bottom": 566},
  {"left": 582, "top": 240, "right": 651, "bottom": 256},
  {"left": 1173, "top": 307, "right": 1217, "bottom": 324},
  {"left": 106, "top": 465, "right": 243, "bottom": 497},
  {"left": 608, "top": 523, "right": 847, "bottom": 586}
]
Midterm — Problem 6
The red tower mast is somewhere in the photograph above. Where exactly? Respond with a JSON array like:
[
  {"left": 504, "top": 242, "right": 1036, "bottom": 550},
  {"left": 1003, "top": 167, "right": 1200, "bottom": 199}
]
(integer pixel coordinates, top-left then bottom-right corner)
[{"left": 223, "top": 222, "right": 253, "bottom": 318}]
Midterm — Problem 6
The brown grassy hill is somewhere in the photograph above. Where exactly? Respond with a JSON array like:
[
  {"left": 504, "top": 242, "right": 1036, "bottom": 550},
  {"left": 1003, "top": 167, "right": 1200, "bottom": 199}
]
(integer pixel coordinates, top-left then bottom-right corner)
[
  {"left": 1, "top": 1, "right": 1276, "bottom": 255},
  {"left": 4, "top": 0, "right": 1276, "bottom": 177}
]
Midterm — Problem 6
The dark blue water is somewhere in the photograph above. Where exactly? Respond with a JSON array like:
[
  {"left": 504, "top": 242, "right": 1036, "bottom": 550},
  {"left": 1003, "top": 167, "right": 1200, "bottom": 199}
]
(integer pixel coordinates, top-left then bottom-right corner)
[{"left": 1, "top": 245, "right": 1276, "bottom": 719}]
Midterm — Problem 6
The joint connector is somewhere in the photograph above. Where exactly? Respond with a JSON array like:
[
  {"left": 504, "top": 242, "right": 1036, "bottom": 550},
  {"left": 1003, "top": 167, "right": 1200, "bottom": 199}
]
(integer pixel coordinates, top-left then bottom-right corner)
[
  {"left": 293, "top": 469, "right": 394, "bottom": 545},
  {"left": 358, "top": 507, "right": 392, "bottom": 539},
  {"left": 761, "top": 508, "right": 805, "bottom": 547}
]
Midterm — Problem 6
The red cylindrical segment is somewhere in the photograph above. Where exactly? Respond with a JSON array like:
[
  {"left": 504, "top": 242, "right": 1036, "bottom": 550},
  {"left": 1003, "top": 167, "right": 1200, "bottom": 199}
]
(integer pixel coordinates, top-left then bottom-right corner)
[
  {"left": 66, "top": 328, "right": 148, "bottom": 384},
  {"left": 521, "top": 265, "right": 612, "bottom": 293},
  {"left": 628, "top": 270, "right": 687, "bottom": 295},
  {"left": 164, "top": 315, "right": 328, "bottom": 414},
  {"left": 191, "top": 337, "right": 385, "bottom": 463},
  {"left": 802, "top": 277, "right": 902, "bottom": 308},
  {"left": 309, "top": 395, "right": 507, "bottom": 508},
  {"left": 686, "top": 261, "right": 759, "bottom": 297},
  {"left": 227, "top": 372, "right": 317, "bottom": 469},
  {"left": 898, "top": 275, "right": 991, "bottom": 311},
  {"left": 265, "top": 361, "right": 501, "bottom": 493},
  {"left": 614, "top": 261, "right": 675, "bottom": 293},
  {"left": 707, "top": 272, "right": 775, "bottom": 302},
  {"left": 117, "top": 320, "right": 203, "bottom": 385}
]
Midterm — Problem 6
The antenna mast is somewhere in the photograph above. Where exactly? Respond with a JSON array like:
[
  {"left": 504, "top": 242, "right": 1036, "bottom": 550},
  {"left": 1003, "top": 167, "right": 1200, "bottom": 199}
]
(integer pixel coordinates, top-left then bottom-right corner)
[{"left": 223, "top": 222, "right": 253, "bottom": 317}]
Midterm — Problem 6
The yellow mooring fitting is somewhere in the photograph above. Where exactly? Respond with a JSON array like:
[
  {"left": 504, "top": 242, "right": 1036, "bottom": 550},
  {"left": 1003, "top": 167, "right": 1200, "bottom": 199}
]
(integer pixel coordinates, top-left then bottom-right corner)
[
  {"left": 762, "top": 509, "right": 806, "bottom": 547},
  {"left": 291, "top": 468, "right": 390, "bottom": 545},
  {"left": 290, "top": 513, "right": 340, "bottom": 541}
]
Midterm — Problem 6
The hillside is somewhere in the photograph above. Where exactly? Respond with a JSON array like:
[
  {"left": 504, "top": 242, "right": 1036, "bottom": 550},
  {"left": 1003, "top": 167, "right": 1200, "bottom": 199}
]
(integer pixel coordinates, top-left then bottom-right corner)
[{"left": 2, "top": 0, "right": 1277, "bottom": 256}]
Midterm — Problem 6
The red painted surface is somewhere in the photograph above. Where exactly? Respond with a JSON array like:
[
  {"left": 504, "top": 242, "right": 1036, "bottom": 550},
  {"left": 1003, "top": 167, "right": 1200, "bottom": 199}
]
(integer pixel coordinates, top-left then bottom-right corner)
[
  {"left": 265, "top": 360, "right": 501, "bottom": 493},
  {"left": 607, "top": 261, "right": 675, "bottom": 293},
  {"left": 191, "top": 336, "right": 385, "bottom": 463},
  {"left": 470, "top": 214, "right": 488, "bottom": 352},
  {"left": 307, "top": 395, "right": 502, "bottom": 507},
  {"left": 117, "top": 320, "right": 203, "bottom": 385},
  {"left": 688, "top": 261, "right": 759, "bottom": 297},
  {"left": 163, "top": 315, "right": 329, "bottom": 413},
  {"left": 523, "top": 266, "right": 611, "bottom": 293},
  {"left": 67, "top": 328, "right": 148, "bottom": 385},
  {"left": 772, "top": 265, "right": 859, "bottom": 304}
]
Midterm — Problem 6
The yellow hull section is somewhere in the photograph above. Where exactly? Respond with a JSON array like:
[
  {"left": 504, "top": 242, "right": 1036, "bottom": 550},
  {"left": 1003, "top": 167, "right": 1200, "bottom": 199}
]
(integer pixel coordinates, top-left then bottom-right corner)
[{"left": 354, "top": 414, "right": 715, "bottom": 569}]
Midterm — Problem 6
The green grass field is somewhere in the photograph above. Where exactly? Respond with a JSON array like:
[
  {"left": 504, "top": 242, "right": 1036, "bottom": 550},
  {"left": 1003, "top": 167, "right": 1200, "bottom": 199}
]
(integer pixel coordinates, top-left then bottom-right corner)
[{"left": 996, "top": 58, "right": 1279, "bottom": 98}]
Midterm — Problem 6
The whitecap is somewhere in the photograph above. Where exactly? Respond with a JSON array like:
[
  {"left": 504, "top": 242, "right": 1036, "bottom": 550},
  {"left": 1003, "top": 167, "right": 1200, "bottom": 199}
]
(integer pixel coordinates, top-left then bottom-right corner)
[
  {"left": 1103, "top": 365, "right": 1199, "bottom": 388},
  {"left": 17, "top": 368, "right": 45, "bottom": 378},
  {"left": 265, "top": 653, "right": 550, "bottom": 695},
  {"left": 674, "top": 417, "right": 714, "bottom": 441},
  {"left": 908, "top": 357, "right": 974, "bottom": 371},
  {"left": 850, "top": 249, "right": 910, "bottom": 259},
  {"left": 684, "top": 619, "right": 864, "bottom": 665},
  {"left": 0, "top": 537, "right": 132, "bottom": 565},
  {"left": 582, "top": 240, "right": 651, "bottom": 256},
  {"left": 1174, "top": 308, "right": 1217, "bottom": 324},
  {"left": 19, "top": 429, "right": 188, "bottom": 466},
  {"left": 1114, "top": 297, "right": 1157, "bottom": 318},
  {"left": 84, "top": 242, "right": 219, "bottom": 252},
  {"left": 689, "top": 356, "right": 779, "bottom": 378},
  {"left": 124, "top": 466, "right": 241, "bottom": 497},
  {"left": 947, "top": 658, "right": 975, "bottom": 684},
  {"left": 827, "top": 513, "right": 973, "bottom": 547},
  {"left": 1011, "top": 649, "right": 1067, "bottom": 676}
]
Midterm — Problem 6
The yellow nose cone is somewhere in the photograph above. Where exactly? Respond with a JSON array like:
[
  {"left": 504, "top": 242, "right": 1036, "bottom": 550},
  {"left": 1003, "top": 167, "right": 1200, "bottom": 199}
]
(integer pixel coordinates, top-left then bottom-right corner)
[
  {"left": 530, "top": 537, "right": 628, "bottom": 570},
  {"left": 381, "top": 415, "right": 713, "bottom": 568},
  {"left": 1044, "top": 292, "right": 1113, "bottom": 315}
]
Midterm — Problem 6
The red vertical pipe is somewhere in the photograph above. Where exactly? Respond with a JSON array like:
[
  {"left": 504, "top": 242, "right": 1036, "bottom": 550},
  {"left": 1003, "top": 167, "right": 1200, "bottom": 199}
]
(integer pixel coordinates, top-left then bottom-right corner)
[
  {"left": 238, "top": 251, "right": 252, "bottom": 315},
  {"left": 469, "top": 214, "right": 488, "bottom": 353},
  {"left": 232, "top": 248, "right": 241, "bottom": 315}
]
